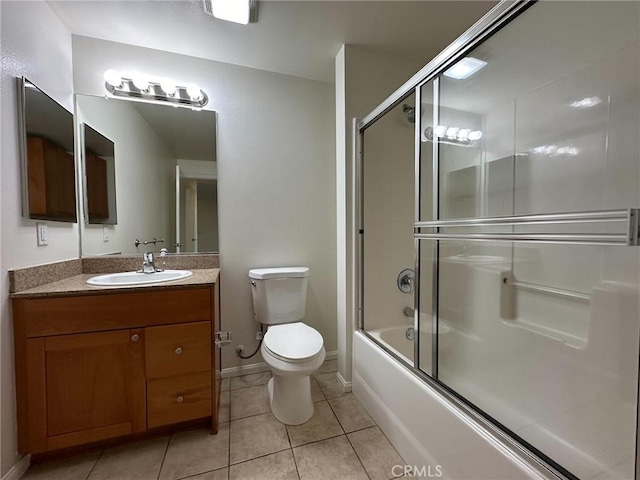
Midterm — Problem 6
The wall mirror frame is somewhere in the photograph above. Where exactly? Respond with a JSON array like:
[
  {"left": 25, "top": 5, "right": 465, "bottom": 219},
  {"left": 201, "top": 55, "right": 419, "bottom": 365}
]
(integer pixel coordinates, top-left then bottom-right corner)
[
  {"left": 18, "top": 77, "right": 77, "bottom": 223},
  {"left": 76, "top": 94, "right": 219, "bottom": 257}
]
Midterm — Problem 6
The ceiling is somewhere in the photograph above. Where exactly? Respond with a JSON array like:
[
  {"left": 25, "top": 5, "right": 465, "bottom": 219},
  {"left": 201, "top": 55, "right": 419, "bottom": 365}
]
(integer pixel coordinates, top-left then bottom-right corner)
[{"left": 47, "top": 0, "right": 498, "bottom": 84}]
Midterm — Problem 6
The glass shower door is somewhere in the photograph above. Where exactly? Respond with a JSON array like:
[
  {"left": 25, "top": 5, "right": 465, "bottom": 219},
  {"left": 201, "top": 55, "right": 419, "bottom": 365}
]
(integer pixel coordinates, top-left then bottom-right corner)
[{"left": 416, "top": 1, "right": 640, "bottom": 478}]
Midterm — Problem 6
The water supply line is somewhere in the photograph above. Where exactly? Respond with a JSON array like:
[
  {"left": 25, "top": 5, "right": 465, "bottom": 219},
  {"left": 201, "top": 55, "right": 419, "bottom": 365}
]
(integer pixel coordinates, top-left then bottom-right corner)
[{"left": 236, "top": 324, "right": 265, "bottom": 359}]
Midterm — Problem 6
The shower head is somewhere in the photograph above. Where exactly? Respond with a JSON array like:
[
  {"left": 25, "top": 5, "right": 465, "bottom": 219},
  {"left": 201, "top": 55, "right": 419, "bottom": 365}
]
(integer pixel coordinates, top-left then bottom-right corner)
[{"left": 402, "top": 104, "right": 415, "bottom": 124}]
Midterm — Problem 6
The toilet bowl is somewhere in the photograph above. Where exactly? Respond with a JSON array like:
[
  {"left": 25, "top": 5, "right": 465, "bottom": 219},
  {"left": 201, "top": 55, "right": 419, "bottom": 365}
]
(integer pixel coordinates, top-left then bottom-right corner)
[
  {"left": 261, "top": 322, "right": 325, "bottom": 424},
  {"left": 249, "top": 267, "right": 325, "bottom": 425}
]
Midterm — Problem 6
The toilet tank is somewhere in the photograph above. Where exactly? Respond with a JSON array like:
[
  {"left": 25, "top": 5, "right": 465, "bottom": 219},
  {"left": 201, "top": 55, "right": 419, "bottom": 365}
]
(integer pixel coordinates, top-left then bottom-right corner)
[{"left": 249, "top": 267, "right": 309, "bottom": 325}]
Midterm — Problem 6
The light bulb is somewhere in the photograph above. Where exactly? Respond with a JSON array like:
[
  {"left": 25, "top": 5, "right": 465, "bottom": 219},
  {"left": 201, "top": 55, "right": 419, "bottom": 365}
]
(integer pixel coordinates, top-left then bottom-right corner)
[
  {"left": 160, "top": 78, "right": 177, "bottom": 96},
  {"left": 186, "top": 83, "right": 203, "bottom": 101},
  {"left": 446, "top": 127, "right": 459, "bottom": 139},
  {"left": 433, "top": 125, "right": 447, "bottom": 138},
  {"left": 103, "top": 69, "right": 122, "bottom": 87},
  {"left": 457, "top": 129, "right": 471, "bottom": 141},
  {"left": 468, "top": 130, "right": 483, "bottom": 141},
  {"left": 132, "top": 74, "right": 149, "bottom": 91}
]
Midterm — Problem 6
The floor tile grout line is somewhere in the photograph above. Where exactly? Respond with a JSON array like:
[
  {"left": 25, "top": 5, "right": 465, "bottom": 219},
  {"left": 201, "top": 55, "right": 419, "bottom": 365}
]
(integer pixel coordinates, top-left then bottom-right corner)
[
  {"left": 283, "top": 416, "right": 301, "bottom": 479},
  {"left": 227, "top": 411, "right": 232, "bottom": 474},
  {"left": 177, "top": 466, "right": 229, "bottom": 480},
  {"left": 155, "top": 435, "right": 172, "bottom": 480},
  {"left": 325, "top": 396, "right": 349, "bottom": 437},
  {"left": 344, "top": 430, "right": 373, "bottom": 480},
  {"left": 290, "top": 432, "right": 346, "bottom": 451},
  {"left": 229, "top": 446, "right": 293, "bottom": 467},
  {"left": 84, "top": 449, "right": 104, "bottom": 480}
]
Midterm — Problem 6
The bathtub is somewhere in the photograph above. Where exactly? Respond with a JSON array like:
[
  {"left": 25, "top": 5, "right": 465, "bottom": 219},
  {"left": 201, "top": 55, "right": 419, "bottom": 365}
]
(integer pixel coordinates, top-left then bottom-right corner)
[
  {"left": 367, "top": 321, "right": 452, "bottom": 371},
  {"left": 353, "top": 331, "right": 549, "bottom": 480}
]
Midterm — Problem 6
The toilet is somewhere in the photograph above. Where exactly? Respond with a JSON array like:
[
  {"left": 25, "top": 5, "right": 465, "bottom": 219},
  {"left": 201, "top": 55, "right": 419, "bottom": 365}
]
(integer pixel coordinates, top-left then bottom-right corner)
[{"left": 249, "top": 267, "right": 325, "bottom": 425}]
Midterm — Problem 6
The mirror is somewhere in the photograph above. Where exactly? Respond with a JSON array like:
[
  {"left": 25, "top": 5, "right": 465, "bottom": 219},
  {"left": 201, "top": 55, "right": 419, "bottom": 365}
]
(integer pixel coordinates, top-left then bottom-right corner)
[
  {"left": 19, "top": 77, "right": 77, "bottom": 222},
  {"left": 83, "top": 124, "right": 117, "bottom": 224},
  {"left": 76, "top": 94, "right": 218, "bottom": 256}
]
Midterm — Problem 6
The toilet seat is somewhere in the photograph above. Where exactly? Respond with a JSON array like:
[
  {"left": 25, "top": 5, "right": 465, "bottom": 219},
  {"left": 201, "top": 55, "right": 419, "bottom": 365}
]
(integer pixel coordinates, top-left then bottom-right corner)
[{"left": 263, "top": 322, "right": 323, "bottom": 362}]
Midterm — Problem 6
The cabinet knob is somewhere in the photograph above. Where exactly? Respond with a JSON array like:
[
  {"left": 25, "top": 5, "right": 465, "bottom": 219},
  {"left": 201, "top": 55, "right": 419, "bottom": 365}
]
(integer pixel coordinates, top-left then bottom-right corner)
[
  {"left": 131, "top": 334, "right": 140, "bottom": 342},
  {"left": 176, "top": 395, "right": 184, "bottom": 404},
  {"left": 175, "top": 347, "right": 183, "bottom": 355}
]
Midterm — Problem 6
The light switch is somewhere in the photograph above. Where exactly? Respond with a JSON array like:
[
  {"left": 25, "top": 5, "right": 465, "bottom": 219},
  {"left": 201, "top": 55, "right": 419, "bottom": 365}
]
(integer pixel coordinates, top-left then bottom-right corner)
[
  {"left": 102, "top": 226, "right": 109, "bottom": 242},
  {"left": 36, "top": 222, "right": 48, "bottom": 246}
]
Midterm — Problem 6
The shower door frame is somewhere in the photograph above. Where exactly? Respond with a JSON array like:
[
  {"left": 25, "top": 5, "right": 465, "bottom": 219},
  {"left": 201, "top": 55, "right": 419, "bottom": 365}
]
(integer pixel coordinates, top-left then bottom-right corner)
[{"left": 355, "top": 1, "right": 640, "bottom": 479}]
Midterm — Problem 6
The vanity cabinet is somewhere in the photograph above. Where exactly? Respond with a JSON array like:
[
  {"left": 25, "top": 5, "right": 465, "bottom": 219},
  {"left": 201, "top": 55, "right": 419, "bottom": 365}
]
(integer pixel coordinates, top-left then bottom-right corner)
[{"left": 13, "top": 285, "right": 220, "bottom": 455}]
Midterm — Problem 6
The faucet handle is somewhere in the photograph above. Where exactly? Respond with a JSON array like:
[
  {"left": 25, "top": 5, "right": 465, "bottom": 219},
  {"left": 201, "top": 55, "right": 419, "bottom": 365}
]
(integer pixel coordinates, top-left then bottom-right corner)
[{"left": 144, "top": 251, "right": 154, "bottom": 262}]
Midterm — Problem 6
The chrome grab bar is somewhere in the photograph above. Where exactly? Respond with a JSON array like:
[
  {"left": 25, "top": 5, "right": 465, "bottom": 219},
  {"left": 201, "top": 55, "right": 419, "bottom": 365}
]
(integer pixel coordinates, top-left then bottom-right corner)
[
  {"left": 414, "top": 233, "right": 629, "bottom": 246},
  {"left": 414, "top": 209, "right": 639, "bottom": 246},
  {"left": 415, "top": 209, "right": 631, "bottom": 228},
  {"left": 501, "top": 273, "right": 591, "bottom": 302}
]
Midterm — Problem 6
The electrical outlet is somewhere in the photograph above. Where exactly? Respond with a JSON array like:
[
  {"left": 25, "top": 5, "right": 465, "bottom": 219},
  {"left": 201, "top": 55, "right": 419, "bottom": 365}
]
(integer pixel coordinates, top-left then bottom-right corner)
[
  {"left": 256, "top": 331, "right": 263, "bottom": 341},
  {"left": 36, "top": 222, "right": 48, "bottom": 246},
  {"left": 102, "top": 226, "right": 109, "bottom": 242}
]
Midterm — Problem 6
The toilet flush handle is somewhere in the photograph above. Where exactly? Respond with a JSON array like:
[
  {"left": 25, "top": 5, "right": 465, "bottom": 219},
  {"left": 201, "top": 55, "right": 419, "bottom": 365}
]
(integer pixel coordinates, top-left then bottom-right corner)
[{"left": 250, "top": 280, "right": 256, "bottom": 286}]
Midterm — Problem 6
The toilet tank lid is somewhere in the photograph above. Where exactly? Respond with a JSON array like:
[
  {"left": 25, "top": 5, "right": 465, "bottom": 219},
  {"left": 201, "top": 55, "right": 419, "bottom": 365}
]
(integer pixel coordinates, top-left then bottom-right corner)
[{"left": 249, "top": 267, "right": 309, "bottom": 280}]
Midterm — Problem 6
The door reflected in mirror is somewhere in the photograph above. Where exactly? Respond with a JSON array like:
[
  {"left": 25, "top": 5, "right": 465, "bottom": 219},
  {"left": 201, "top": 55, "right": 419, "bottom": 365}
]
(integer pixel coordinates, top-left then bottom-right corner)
[{"left": 76, "top": 94, "right": 218, "bottom": 256}]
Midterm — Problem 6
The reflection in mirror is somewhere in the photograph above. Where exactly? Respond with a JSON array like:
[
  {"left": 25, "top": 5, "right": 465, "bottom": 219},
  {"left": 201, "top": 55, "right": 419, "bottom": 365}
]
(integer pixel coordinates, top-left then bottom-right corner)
[
  {"left": 76, "top": 94, "right": 217, "bottom": 256},
  {"left": 83, "top": 124, "right": 116, "bottom": 224},
  {"left": 19, "top": 77, "right": 76, "bottom": 222}
]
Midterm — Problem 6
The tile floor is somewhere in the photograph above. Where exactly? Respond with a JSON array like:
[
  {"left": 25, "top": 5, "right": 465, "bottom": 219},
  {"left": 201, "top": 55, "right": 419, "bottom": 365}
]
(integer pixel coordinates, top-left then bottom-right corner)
[{"left": 23, "top": 359, "right": 405, "bottom": 480}]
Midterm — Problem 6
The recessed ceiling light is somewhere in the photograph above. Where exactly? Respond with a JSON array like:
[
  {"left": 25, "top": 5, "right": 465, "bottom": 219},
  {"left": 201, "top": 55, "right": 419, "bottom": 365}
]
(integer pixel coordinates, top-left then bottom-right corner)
[
  {"left": 209, "top": 0, "right": 254, "bottom": 25},
  {"left": 443, "top": 57, "right": 487, "bottom": 80}
]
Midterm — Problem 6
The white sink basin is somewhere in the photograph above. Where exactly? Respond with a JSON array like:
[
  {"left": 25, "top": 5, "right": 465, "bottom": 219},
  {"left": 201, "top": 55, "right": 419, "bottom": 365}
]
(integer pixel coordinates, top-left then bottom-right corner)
[{"left": 87, "top": 270, "right": 193, "bottom": 286}]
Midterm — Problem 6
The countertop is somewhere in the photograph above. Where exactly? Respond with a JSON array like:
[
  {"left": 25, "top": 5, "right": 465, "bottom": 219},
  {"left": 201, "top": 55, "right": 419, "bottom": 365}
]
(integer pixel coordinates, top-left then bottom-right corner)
[{"left": 11, "top": 268, "right": 219, "bottom": 299}]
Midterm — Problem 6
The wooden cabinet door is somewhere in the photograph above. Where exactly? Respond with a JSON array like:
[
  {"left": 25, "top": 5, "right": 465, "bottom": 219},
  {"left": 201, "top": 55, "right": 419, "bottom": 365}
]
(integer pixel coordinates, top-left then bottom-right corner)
[
  {"left": 29, "top": 328, "right": 146, "bottom": 452},
  {"left": 86, "top": 152, "right": 109, "bottom": 220},
  {"left": 26, "top": 136, "right": 77, "bottom": 221},
  {"left": 58, "top": 150, "right": 77, "bottom": 219}
]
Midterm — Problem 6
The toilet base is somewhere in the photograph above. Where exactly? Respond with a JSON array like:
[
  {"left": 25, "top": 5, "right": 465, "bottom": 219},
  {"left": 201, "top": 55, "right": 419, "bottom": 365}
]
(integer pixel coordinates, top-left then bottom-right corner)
[{"left": 267, "top": 375, "right": 314, "bottom": 425}]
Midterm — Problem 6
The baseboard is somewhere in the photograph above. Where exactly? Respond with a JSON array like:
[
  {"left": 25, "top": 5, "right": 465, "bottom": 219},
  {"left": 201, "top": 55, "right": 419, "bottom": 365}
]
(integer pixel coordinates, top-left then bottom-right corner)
[
  {"left": 336, "top": 370, "right": 352, "bottom": 392},
  {"left": 2, "top": 455, "right": 30, "bottom": 480},
  {"left": 221, "top": 350, "right": 338, "bottom": 378}
]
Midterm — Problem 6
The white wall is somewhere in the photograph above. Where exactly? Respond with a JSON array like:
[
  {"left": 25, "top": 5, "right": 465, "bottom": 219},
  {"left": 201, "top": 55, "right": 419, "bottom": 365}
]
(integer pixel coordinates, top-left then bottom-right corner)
[
  {"left": 197, "top": 182, "right": 219, "bottom": 252},
  {"left": 77, "top": 95, "right": 175, "bottom": 256},
  {"left": 72, "top": 36, "right": 337, "bottom": 370},
  {"left": 0, "top": 1, "right": 76, "bottom": 475},
  {"left": 335, "top": 45, "right": 426, "bottom": 383}
]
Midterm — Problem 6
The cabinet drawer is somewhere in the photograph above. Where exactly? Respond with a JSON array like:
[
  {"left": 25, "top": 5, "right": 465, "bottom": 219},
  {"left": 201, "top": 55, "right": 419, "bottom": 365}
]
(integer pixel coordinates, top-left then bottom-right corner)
[
  {"left": 146, "top": 322, "right": 211, "bottom": 379},
  {"left": 147, "top": 372, "right": 211, "bottom": 429}
]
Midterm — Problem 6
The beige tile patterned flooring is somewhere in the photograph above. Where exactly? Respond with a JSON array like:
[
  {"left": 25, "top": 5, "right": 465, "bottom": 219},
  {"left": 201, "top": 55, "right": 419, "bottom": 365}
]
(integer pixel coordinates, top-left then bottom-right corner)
[{"left": 23, "top": 359, "right": 405, "bottom": 480}]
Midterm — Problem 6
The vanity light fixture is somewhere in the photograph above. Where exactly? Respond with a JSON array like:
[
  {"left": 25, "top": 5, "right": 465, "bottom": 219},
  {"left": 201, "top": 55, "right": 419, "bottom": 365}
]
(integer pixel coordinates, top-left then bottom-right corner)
[
  {"left": 443, "top": 57, "right": 487, "bottom": 80},
  {"left": 423, "top": 125, "right": 482, "bottom": 147},
  {"left": 103, "top": 70, "right": 208, "bottom": 109}
]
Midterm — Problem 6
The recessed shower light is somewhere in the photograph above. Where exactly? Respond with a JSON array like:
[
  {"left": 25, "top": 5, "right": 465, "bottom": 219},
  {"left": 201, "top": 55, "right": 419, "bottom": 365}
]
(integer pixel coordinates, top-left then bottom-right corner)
[
  {"left": 443, "top": 57, "right": 487, "bottom": 80},
  {"left": 569, "top": 96, "right": 602, "bottom": 109}
]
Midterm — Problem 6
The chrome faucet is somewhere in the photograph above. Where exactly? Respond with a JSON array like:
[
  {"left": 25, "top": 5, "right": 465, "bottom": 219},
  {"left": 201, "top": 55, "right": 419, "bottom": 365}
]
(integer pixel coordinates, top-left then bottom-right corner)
[{"left": 140, "top": 252, "right": 162, "bottom": 274}]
